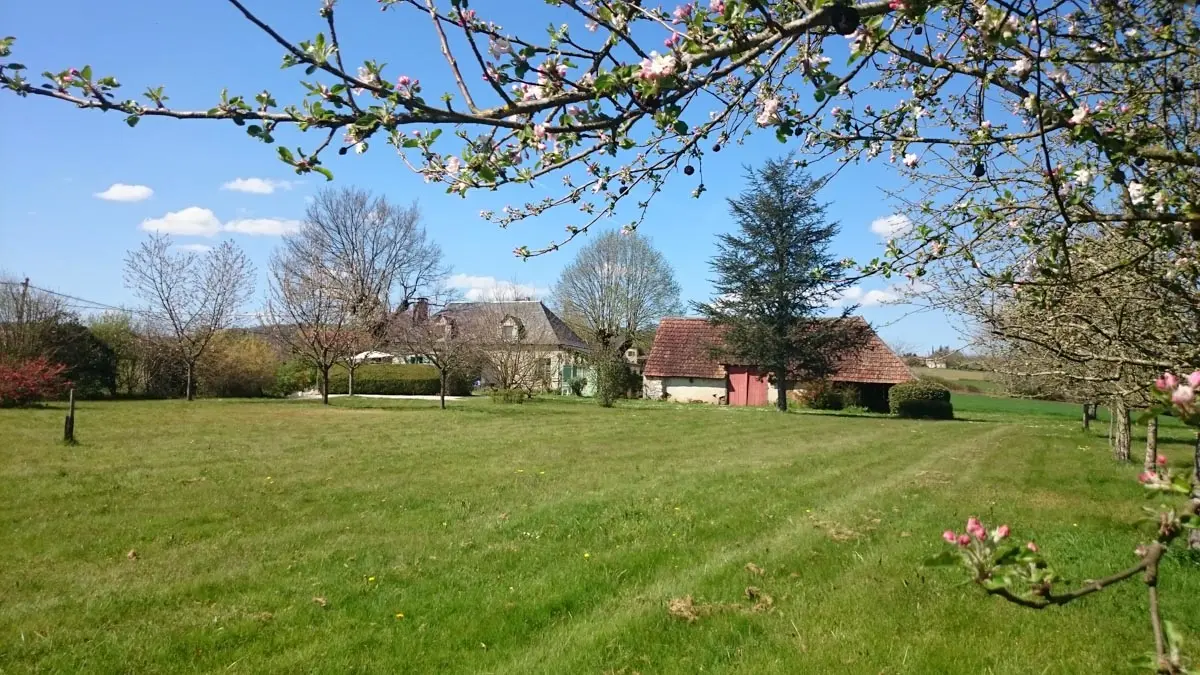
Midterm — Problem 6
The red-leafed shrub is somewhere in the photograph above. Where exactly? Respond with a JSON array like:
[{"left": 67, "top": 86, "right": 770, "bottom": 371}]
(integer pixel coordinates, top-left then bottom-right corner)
[{"left": 0, "top": 358, "right": 69, "bottom": 407}]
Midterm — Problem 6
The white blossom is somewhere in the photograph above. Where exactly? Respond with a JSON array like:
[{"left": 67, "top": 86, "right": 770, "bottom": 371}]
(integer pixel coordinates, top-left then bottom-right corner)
[
  {"left": 903, "top": 153, "right": 919, "bottom": 168},
  {"left": 756, "top": 97, "right": 781, "bottom": 126},
  {"left": 1009, "top": 57, "right": 1033, "bottom": 78},
  {"left": 1128, "top": 181, "right": 1146, "bottom": 205}
]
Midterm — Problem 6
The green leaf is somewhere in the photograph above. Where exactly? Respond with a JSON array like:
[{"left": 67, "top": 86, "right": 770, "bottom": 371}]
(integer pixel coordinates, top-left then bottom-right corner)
[
  {"left": 7, "top": 63, "right": 25, "bottom": 70},
  {"left": 673, "top": 120, "right": 688, "bottom": 135},
  {"left": 277, "top": 147, "right": 296, "bottom": 164},
  {"left": 401, "top": 139, "right": 420, "bottom": 148},
  {"left": 312, "top": 166, "right": 334, "bottom": 181},
  {"left": 124, "top": 114, "right": 140, "bottom": 128},
  {"left": 593, "top": 73, "right": 616, "bottom": 94},
  {"left": 428, "top": 128, "right": 443, "bottom": 142},
  {"left": 247, "top": 124, "right": 262, "bottom": 137},
  {"left": 80, "top": 65, "right": 92, "bottom": 81},
  {"left": 813, "top": 90, "right": 826, "bottom": 102},
  {"left": 993, "top": 545, "right": 1021, "bottom": 566},
  {"left": 922, "top": 551, "right": 959, "bottom": 567}
]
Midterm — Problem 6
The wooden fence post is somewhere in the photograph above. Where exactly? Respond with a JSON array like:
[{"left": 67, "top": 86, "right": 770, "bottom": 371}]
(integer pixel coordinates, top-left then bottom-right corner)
[{"left": 63, "top": 388, "right": 75, "bottom": 443}]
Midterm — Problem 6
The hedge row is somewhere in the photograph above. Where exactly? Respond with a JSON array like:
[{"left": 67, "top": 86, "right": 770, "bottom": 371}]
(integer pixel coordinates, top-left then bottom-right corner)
[
  {"left": 888, "top": 381, "right": 954, "bottom": 419},
  {"left": 326, "top": 364, "right": 473, "bottom": 396}
]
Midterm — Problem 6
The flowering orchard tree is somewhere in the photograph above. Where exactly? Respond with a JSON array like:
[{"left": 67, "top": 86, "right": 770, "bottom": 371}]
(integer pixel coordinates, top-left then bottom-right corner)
[
  {"left": 930, "top": 376, "right": 1200, "bottom": 673},
  {"left": 2, "top": 0, "right": 1198, "bottom": 267}
]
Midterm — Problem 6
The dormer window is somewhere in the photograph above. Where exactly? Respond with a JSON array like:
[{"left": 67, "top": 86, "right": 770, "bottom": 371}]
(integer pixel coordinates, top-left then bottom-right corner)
[{"left": 501, "top": 316, "right": 523, "bottom": 342}]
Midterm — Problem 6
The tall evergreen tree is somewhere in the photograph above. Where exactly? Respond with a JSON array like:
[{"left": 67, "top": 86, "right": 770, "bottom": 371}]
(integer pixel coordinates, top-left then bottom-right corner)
[{"left": 696, "top": 157, "right": 865, "bottom": 412}]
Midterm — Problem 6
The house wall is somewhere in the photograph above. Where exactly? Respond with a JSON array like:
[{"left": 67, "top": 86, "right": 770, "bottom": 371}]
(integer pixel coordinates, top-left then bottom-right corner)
[
  {"left": 479, "top": 348, "right": 578, "bottom": 391},
  {"left": 644, "top": 376, "right": 727, "bottom": 404}
]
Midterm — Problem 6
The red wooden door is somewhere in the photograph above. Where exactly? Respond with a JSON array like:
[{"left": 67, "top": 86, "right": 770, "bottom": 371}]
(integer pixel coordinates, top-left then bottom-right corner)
[{"left": 726, "top": 366, "right": 769, "bottom": 406}]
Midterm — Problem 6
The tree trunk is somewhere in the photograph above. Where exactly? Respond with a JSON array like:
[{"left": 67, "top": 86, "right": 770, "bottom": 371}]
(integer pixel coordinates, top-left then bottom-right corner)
[
  {"left": 185, "top": 362, "right": 194, "bottom": 401},
  {"left": 1143, "top": 416, "right": 1159, "bottom": 473},
  {"left": 320, "top": 366, "right": 331, "bottom": 405},
  {"left": 1191, "top": 431, "right": 1200, "bottom": 549},
  {"left": 348, "top": 367, "right": 355, "bottom": 396},
  {"left": 775, "top": 369, "right": 787, "bottom": 412},
  {"left": 1081, "top": 403, "right": 1090, "bottom": 431},
  {"left": 1108, "top": 404, "right": 1115, "bottom": 449},
  {"left": 440, "top": 370, "right": 447, "bottom": 410},
  {"left": 1112, "top": 398, "right": 1131, "bottom": 463}
]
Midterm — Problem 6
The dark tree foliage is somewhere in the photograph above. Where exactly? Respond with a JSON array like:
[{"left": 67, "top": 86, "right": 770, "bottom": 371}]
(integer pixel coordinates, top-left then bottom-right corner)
[
  {"left": 44, "top": 321, "right": 118, "bottom": 398},
  {"left": 696, "top": 156, "right": 865, "bottom": 412}
]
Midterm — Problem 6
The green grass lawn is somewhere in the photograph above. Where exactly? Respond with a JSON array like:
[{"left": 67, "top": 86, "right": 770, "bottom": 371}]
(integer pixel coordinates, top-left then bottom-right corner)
[{"left": 2, "top": 396, "right": 1197, "bottom": 673}]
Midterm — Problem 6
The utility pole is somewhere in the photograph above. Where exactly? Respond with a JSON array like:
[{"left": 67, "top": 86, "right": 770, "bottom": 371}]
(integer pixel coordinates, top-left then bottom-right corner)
[{"left": 18, "top": 277, "right": 30, "bottom": 325}]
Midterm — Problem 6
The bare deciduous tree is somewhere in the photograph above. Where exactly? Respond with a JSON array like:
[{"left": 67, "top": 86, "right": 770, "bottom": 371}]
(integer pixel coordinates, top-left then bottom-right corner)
[
  {"left": 288, "top": 187, "right": 446, "bottom": 333},
  {"left": 551, "top": 231, "right": 681, "bottom": 353},
  {"left": 123, "top": 234, "right": 254, "bottom": 400},
  {"left": 263, "top": 248, "right": 355, "bottom": 405},
  {"left": 390, "top": 293, "right": 480, "bottom": 409}
]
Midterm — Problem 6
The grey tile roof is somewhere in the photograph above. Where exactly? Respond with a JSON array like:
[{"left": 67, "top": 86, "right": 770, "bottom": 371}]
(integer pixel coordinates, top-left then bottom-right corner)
[{"left": 438, "top": 300, "right": 588, "bottom": 351}]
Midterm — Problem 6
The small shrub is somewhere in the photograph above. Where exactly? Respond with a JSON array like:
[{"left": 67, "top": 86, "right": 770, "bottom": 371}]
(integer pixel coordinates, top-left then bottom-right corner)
[
  {"left": 809, "top": 387, "right": 845, "bottom": 410},
  {"left": 889, "top": 381, "right": 954, "bottom": 419},
  {"left": 0, "top": 357, "right": 68, "bottom": 407},
  {"left": 488, "top": 388, "right": 526, "bottom": 404},
  {"left": 568, "top": 376, "right": 588, "bottom": 396},
  {"left": 839, "top": 384, "right": 862, "bottom": 409},
  {"left": 798, "top": 381, "right": 848, "bottom": 410}
]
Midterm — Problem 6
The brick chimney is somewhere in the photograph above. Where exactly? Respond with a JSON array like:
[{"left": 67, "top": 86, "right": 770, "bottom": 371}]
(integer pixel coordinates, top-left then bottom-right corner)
[{"left": 413, "top": 297, "right": 429, "bottom": 324}]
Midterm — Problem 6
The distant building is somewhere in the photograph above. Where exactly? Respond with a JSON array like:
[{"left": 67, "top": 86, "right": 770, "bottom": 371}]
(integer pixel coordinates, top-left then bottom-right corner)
[
  {"left": 924, "top": 357, "right": 948, "bottom": 369},
  {"left": 642, "top": 317, "right": 914, "bottom": 410}
]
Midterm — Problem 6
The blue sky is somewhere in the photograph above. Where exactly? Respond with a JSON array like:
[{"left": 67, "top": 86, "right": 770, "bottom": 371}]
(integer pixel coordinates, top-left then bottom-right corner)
[{"left": 0, "top": 1, "right": 965, "bottom": 352}]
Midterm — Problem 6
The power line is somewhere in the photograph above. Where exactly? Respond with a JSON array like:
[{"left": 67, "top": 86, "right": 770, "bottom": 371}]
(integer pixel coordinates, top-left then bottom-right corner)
[{"left": 0, "top": 280, "right": 261, "bottom": 321}]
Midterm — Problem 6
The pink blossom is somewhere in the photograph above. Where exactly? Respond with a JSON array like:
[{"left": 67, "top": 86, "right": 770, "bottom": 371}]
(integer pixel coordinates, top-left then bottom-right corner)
[
  {"left": 888, "top": 0, "right": 908, "bottom": 9},
  {"left": 709, "top": 0, "right": 725, "bottom": 12},
  {"left": 756, "top": 97, "right": 781, "bottom": 126},
  {"left": 443, "top": 156, "right": 461, "bottom": 175},
  {"left": 637, "top": 52, "right": 677, "bottom": 81},
  {"left": 1156, "top": 454, "right": 1168, "bottom": 466},
  {"left": 966, "top": 517, "right": 986, "bottom": 540},
  {"left": 672, "top": 3, "right": 694, "bottom": 23},
  {"left": 1069, "top": 104, "right": 1090, "bottom": 125},
  {"left": 1171, "top": 385, "right": 1195, "bottom": 407},
  {"left": 532, "top": 124, "right": 548, "bottom": 141},
  {"left": 1026, "top": 541, "right": 1039, "bottom": 552},
  {"left": 1156, "top": 372, "right": 1179, "bottom": 392},
  {"left": 1187, "top": 371, "right": 1200, "bottom": 388},
  {"left": 957, "top": 534, "right": 971, "bottom": 547},
  {"left": 994, "top": 524, "right": 1010, "bottom": 540},
  {"left": 396, "top": 75, "right": 412, "bottom": 88},
  {"left": 458, "top": 8, "right": 476, "bottom": 25},
  {"left": 942, "top": 530, "right": 957, "bottom": 544},
  {"left": 1138, "top": 471, "right": 1155, "bottom": 484},
  {"left": 665, "top": 33, "right": 681, "bottom": 48}
]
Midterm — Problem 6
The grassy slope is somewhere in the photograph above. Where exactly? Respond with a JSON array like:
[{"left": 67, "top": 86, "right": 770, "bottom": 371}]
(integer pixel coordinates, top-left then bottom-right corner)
[{"left": 1, "top": 396, "right": 1197, "bottom": 674}]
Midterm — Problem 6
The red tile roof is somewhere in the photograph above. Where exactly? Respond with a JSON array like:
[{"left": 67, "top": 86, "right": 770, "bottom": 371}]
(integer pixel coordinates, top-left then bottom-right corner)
[{"left": 644, "top": 317, "right": 914, "bottom": 384}]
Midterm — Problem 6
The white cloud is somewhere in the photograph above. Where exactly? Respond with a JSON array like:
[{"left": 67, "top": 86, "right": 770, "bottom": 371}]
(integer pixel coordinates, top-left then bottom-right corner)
[
  {"left": 222, "top": 178, "right": 294, "bottom": 194},
  {"left": 140, "top": 207, "right": 223, "bottom": 236},
  {"left": 869, "top": 214, "right": 912, "bottom": 238},
  {"left": 95, "top": 183, "right": 154, "bottom": 202},
  {"left": 224, "top": 218, "right": 302, "bottom": 236},
  {"left": 832, "top": 281, "right": 931, "bottom": 308},
  {"left": 836, "top": 286, "right": 898, "bottom": 307},
  {"left": 174, "top": 243, "right": 213, "bottom": 253},
  {"left": 448, "top": 274, "right": 547, "bottom": 301},
  {"left": 139, "top": 207, "right": 300, "bottom": 237}
]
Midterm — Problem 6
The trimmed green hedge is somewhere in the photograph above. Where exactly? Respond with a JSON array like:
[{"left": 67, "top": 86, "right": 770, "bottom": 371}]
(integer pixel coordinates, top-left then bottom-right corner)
[
  {"left": 888, "top": 381, "right": 953, "bottom": 419},
  {"left": 327, "top": 364, "right": 473, "bottom": 396}
]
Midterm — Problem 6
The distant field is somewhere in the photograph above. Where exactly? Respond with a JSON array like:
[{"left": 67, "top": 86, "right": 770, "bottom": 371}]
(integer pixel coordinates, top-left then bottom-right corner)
[
  {"left": 2, "top": 396, "right": 1196, "bottom": 673},
  {"left": 912, "top": 367, "right": 1005, "bottom": 393}
]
